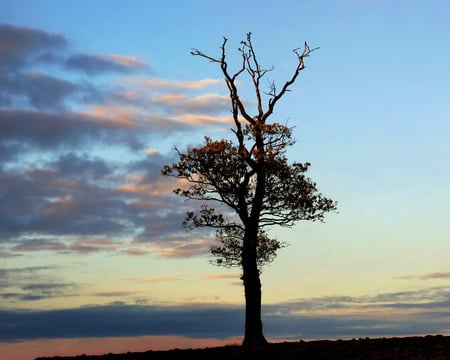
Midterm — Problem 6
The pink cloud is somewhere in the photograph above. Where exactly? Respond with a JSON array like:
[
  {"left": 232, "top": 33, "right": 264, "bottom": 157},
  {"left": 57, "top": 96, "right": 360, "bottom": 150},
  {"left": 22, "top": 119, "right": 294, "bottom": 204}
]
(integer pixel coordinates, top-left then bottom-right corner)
[
  {"left": 88, "top": 105, "right": 138, "bottom": 127},
  {"left": 108, "top": 54, "right": 148, "bottom": 69},
  {"left": 68, "top": 238, "right": 121, "bottom": 254},
  {"left": 151, "top": 239, "right": 211, "bottom": 258},
  {"left": 396, "top": 271, "right": 450, "bottom": 281},
  {"left": 122, "top": 247, "right": 152, "bottom": 256},
  {"left": 125, "top": 77, "right": 221, "bottom": 92},
  {"left": 419, "top": 272, "right": 450, "bottom": 280},
  {"left": 173, "top": 114, "right": 231, "bottom": 125}
]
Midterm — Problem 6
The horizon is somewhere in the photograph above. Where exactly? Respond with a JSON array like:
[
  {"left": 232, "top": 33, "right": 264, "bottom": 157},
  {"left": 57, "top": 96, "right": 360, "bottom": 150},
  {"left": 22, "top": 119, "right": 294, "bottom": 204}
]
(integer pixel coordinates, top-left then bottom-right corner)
[{"left": 1, "top": 1, "right": 450, "bottom": 360}]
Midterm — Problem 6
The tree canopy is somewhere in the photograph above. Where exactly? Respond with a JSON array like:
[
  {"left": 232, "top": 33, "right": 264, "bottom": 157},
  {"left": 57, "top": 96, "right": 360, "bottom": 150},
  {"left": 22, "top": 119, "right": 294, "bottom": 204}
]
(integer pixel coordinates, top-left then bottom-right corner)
[{"left": 163, "top": 34, "right": 336, "bottom": 271}]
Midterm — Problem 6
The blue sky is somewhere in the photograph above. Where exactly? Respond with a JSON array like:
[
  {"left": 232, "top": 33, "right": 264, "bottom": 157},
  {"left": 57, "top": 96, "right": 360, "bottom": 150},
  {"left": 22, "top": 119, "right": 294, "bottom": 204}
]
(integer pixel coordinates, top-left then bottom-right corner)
[{"left": 1, "top": 1, "right": 449, "bottom": 359}]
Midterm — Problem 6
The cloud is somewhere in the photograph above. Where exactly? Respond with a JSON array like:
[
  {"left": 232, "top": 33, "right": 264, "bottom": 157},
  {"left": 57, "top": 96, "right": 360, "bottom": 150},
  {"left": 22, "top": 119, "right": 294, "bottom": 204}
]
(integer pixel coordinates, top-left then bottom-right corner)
[
  {"left": 0, "top": 303, "right": 244, "bottom": 341},
  {"left": 396, "top": 271, "right": 450, "bottom": 281},
  {"left": 131, "top": 235, "right": 211, "bottom": 259},
  {"left": 66, "top": 53, "right": 149, "bottom": 74},
  {"left": 128, "top": 78, "right": 221, "bottom": 92},
  {"left": 10, "top": 238, "right": 123, "bottom": 255},
  {"left": 173, "top": 114, "right": 232, "bottom": 126},
  {"left": 265, "top": 287, "right": 450, "bottom": 318},
  {"left": 0, "top": 161, "right": 134, "bottom": 238},
  {"left": 1, "top": 287, "right": 449, "bottom": 342},
  {"left": 0, "top": 109, "right": 131, "bottom": 151},
  {"left": 0, "top": 148, "right": 211, "bottom": 261},
  {"left": 0, "top": 24, "right": 232, "bottom": 266},
  {"left": 420, "top": 272, "right": 450, "bottom": 280},
  {"left": 0, "top": 71, "right": 78, "bottom": 109},
  {"left": 200, "top": 274, "right": 241, "bottom": 280},
  {"left": 0, "top": 25, "right": 149, "bottom": 111},
  {"left": 0, "top": 24, "right": 66, "bottom": 69},
  {"left": 122, "top": 275, "right": 188, "bottom": 283},
  {"left": 89, "top": 291, "right": 143, "bottom": 297},
  {"left": 10, "top": 238, "right": 67, "bottom": 252},
  {"left": 0, "top": 265, "right": 79, "bottom": 302},
  {"left": 154, "top": 93, "right": 229, "bottom": 115}
]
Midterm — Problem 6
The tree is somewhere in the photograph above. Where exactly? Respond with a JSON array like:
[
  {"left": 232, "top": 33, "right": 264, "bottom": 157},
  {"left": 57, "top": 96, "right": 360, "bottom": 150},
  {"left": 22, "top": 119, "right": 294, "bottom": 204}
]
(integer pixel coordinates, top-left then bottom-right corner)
[{"left": 162, "top": 33, "right": 336, "bottom": 348}]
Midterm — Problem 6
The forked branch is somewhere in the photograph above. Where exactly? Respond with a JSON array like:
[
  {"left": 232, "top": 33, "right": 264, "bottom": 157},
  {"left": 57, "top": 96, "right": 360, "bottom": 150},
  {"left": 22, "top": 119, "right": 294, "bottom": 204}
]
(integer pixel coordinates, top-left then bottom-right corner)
[{"left": 263, "top": 42, "right": 319, "bottom": 122}]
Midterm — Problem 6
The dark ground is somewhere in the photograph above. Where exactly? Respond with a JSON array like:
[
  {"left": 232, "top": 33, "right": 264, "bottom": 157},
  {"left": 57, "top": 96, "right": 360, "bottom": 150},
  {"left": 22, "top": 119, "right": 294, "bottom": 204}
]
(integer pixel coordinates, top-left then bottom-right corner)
[{"left": 37, "top": 335, "right": 450, "bottom": 360}]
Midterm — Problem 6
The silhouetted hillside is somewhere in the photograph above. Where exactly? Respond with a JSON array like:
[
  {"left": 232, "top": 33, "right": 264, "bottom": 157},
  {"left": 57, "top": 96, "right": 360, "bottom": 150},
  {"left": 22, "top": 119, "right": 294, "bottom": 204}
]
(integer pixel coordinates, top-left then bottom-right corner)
[{"left": 37, "top": 335, "right": 450, "bottom": 360}]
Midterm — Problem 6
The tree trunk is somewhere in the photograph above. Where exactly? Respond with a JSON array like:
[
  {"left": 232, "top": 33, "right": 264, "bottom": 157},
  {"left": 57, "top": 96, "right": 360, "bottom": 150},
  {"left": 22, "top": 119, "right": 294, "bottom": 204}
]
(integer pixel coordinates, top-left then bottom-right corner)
[{"left": 242, "top": 232, "right": 267, "bottom": 348}]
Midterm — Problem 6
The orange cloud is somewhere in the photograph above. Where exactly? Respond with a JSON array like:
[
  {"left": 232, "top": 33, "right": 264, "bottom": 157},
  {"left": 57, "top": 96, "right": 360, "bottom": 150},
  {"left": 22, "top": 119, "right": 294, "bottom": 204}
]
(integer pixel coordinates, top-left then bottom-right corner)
[
  {"left": 145, "top": 148, "right": 159, "bottom": 155},
  {"left": 89, "top": 105, "right": 137, "bottom": 127},
  {"left": 116, "top": 173, "right": 179, "bottom": 196}
]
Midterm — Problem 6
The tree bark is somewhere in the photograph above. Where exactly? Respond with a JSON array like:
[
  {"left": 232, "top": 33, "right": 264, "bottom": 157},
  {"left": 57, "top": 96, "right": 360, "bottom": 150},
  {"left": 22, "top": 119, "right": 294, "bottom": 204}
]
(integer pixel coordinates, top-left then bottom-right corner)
[{"left": 242, "top": 231, "right": 267, "bottom": 348}]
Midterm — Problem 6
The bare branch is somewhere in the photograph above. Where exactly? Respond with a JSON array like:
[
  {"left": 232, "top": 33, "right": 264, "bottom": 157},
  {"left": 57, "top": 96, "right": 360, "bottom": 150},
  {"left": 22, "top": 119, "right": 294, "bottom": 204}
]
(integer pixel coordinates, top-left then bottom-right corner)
[{"left": 262, "top": 42, "right": 318, "bottom": 123}]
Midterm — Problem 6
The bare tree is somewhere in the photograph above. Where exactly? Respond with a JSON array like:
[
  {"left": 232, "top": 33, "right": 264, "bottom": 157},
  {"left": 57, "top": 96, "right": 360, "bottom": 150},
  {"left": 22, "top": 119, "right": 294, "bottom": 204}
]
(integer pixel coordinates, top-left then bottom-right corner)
[{"left": 162, "top": 33, "right": 336, "bottom": 348}]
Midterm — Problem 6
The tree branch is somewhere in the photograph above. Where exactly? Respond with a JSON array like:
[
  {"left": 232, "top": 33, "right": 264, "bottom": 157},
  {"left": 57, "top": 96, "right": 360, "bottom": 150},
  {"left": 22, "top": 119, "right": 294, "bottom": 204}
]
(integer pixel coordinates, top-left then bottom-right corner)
[{"left": 262, "top": 42, "right": 318, "bottom": 123}]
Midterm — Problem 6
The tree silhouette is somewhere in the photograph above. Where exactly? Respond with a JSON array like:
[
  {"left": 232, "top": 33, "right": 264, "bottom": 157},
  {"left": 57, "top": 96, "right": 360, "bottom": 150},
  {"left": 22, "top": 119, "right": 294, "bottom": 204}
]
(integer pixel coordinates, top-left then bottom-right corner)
[{"left": 162, "top": 33, "right": 336, "bottom": 348}]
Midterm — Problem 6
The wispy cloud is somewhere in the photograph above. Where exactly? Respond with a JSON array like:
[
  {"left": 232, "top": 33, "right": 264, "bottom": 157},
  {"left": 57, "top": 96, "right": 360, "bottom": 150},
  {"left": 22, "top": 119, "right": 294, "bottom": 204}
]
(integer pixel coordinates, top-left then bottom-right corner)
[
  {"left": 396, "top": 271, "right": 450, "bottom": 281},
  {"left": 420, "top": 272, "right": 450, "bottom": 280},
  {"left": 0, "top": 265, "right": 79, "bottom": 302},
  {"left": 138, "top": 239, "right": 212, "bottom": 258},
  {"left": 65, "top": 53, "right": 149, "bottom": 74},
  {"left": 122, "top": 275, "right": 188, "bottom": 283},
  {"left": 154, "top": 93, "right": 229, "bottom": 115},
  {"left": 127, "top": 78, "right": 221, "bottom": 92},
  {"left": 89, "top": 291, "right": 143, "bottom": 297},
  {"left": 266, "top": 287, "right": 450, "bottom": 319},
  {"left": 121, "top": 273, "right": 239, "bottom": 284},
  {"left": 200, "top": 273, "right": 241, "bottom": 280}
]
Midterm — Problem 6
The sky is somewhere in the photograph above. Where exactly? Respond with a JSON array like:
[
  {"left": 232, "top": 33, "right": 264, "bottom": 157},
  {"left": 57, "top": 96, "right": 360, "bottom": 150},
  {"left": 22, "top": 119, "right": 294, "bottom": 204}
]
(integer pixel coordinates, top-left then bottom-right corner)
[{"left": 0, "top": 0, "right": 449, "bottom": 359}]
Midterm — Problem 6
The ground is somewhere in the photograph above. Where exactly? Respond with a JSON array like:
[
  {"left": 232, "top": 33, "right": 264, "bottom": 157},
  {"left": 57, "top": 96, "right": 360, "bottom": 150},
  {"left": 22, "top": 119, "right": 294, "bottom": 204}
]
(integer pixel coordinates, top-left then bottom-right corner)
[{"left": 37, "top": 335, "right": 450, "bottom": 360}]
